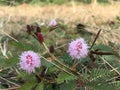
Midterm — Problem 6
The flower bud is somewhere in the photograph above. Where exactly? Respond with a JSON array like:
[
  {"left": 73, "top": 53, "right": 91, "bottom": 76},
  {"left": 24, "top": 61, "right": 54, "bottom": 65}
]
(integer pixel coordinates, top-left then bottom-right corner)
[
  {"left": 37, "top": 33, "right": 44, "bottom": 43},
  {"left": 26, "top": 25, "right": 31, "bottom": 34},
  {"left": 36, "top": 26, "right": 41, "bottom": 33},
  {"left": 49, "top": 19, "right": 57, "bottom": 26},
  {"left": 31, "top": 25, "right": 35, "bottom": 30},
  {"left": 49, "top": 45, "right": 54, "bottom": 53}
]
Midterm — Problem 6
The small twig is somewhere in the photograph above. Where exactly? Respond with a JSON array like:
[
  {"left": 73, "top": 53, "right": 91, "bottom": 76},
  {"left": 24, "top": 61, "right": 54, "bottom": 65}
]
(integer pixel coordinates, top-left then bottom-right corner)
[
  {"left": 100, "top": 56, "right": 120, "bottom": 76},
  {"left": 42, "top": 43, "right": 67, "bottom": 56},
  {"left": 41, "top": 56, "right": 76, "bottom": 77},
  {"left": 0, "top": 30, "right": 18, "bottom": 42},
  {"left": 72, "top": 59, "right": 77, "bottom": 69},
  {"left": 90, "top": 29, "right": 102, "bottom": 50},
  {"left": 71, "top": 63, "right": 78, "bottom": 71},
  {"left": 0, "top": 76, "right": 20, "bottom": 87},
  {"left": 42, "top": 42, "right": 81, "bottom": 76},
  {"left": 5, "top": 86, "right": 20, "bottom": 90},
  {"left": 90, "top": 57, "right": 120, "bottom": 82},
  {"left": 106, "top": 75, "right": 119, "bottom": 82},
  {"left": 90, "top": 51, "right": 113, "bottom": 55},
  {"left": 0, "top": 43, "right": 9, "bottom": 59},
  {"left": 34, "top": 70, "right": 56, "bottom": 83},
  {"left": 81, "top": 64, "right": 91, "bottom": 73}
]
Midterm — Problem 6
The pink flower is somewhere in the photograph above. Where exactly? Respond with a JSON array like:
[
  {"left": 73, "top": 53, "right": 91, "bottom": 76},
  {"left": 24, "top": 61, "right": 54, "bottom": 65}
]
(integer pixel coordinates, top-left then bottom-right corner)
[
  {"left": 19, "top": 51, "right": 41, "bottom": 73},
  {"left": 67, "top": 38, "right": 89, "bottom": 60},
  {"left": 49, "top": 19, "right": 57, "bottom": 26}
]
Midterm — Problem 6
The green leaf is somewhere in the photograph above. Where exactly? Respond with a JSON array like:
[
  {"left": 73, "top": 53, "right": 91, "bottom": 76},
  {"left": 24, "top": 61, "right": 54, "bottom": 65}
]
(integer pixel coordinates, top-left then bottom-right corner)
[
  {"left": 18, "top": 71, "right": 37, "bottom": 82},
  {"left": 20, "top": 81, "right": 37, "bottom": 90},
  {"left": 41, "top": 58, "right": 53, "bottom": 68},
  {"left": 2, "top": 56, "right": 19, "bottom": 67},
  {"left": 93, "top": 43, "right": 112, "bottom": 52},
  {"left": 35, "top": 82, "right": 44, "bottom": 90},
  {"left": 10, "top": 41, "right": 33, "bottom": 51},
  {"left": 18, "top": 69, "right": 38, "bottom": 90},
  {"left": 102, "top": 55, "right": 120, "bottom": 65},
  {"left": 0, "top": 85, "right": 5, "bottom": 89},
  {"left": 59, "top": 80, "right": 76, "bottom": 90},
  {"left": 60, "top": 54, "right": 73, "bottom": 66},
  {"left": 115, "top": 81, "right": 120, "bottom": 89},
  {"left": 98, "top": 83, "right": 115, "bottom": 90},
  {"left": 80, "top": 57, "right": 90, "bottom": 63},
  {"left": 56, "top": 72, "right": 77, "bottom": 84},
  {"left": 102, "top": 55, "right": 120, "bottom": 69},
  {"left": 90, "top": 68, "right": 111, "bottom": 82}
]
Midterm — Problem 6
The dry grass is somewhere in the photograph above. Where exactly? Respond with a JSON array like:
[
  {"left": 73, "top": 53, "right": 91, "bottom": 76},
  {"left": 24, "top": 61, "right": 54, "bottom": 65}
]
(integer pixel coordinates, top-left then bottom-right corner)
[
  {"left": 0, "top": 3, "right": 120, "bottom": 24},
  {"left": 0, "top": 3, "right": 120, "bottom": 43}
]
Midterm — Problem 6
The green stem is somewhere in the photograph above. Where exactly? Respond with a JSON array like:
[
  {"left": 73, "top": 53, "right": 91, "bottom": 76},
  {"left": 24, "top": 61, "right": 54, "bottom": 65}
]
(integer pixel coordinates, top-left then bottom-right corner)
[
  {"left": 42, "top": 42, "right": 81, "bottom": 76},
  {"left": 34, "top": 70, "right": 55, "bottom": 83},
  {"left": 41, "top": 56, "right": 76, "bottom": 77},
  {"left": 32, "top": 32, "right": 81, "bottom": 76}
]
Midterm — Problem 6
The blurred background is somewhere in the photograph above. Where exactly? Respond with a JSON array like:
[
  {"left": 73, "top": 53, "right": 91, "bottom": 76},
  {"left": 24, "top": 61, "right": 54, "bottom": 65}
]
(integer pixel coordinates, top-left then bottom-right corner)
[
  {"left": 0, "top": 0, "right": 119, "bottom": 6},
  {"left": 0, "top": 0, "right": 120, "bottom": 42}
]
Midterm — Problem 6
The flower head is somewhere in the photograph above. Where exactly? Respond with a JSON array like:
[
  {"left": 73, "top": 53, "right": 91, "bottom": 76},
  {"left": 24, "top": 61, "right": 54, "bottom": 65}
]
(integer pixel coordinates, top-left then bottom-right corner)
[
  {"left": 19, "top": 51, "right": 41, "bottom": 73},
  {"left": 67, "top": 38, "right": 89, "bottom": 60},
  {"left": 49, "top": 19, "right": 57, "bottom": 26}
]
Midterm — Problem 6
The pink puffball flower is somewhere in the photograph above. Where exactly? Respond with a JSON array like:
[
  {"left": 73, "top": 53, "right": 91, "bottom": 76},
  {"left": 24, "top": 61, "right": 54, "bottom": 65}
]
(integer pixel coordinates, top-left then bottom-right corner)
[
  {"left": 19, "top": 51, "right": 41, "bottom": 73},
  {"left": 49, "top": 19, "right": 57, "bottom": 26},
  {"left": 67, "top": 38, "right": 89, "bottom": 60}
]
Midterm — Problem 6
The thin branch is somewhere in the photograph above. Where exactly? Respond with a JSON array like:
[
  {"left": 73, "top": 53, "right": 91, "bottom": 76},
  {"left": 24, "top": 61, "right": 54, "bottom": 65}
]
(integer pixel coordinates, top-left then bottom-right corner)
[
  {"left": 41, "top": 56, "right": 76, "bottom": 77},
  {"left": 42, "top": 42, "right": 81, "bottom": 76},
  {"left": 90, "top": 29, "right": 102, "bottom": 50},
  {"left": 106, "top": 75, "right": 119, "bottom": 82},
  {"left": 90, "top": 51, "right": 113, "bottom": 55},
  {"left": 0, "top": 76, "right": 20, "bottom": 87},
  {"left": 1, "top": 30, "right": 19, "bottom": 42},
  {"left": 34, "top": 70, "right": 55, "bottom": 83},
  {"left": 42, "top": 43, "right": 67, "bottom": 56},
  {"left": 5, "top": 86, "right": 20, "bottom": 90},
  {"left": 100, "top": 56, "right": 120, "bottom": 76}
]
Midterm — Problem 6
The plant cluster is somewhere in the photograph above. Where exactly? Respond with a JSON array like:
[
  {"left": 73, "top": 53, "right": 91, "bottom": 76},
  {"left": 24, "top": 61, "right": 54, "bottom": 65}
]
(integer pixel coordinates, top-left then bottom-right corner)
[{"left": 0, "top": 19, "right": 120, "bottom": 90}]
